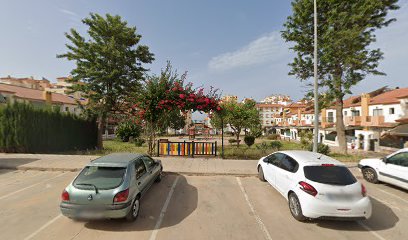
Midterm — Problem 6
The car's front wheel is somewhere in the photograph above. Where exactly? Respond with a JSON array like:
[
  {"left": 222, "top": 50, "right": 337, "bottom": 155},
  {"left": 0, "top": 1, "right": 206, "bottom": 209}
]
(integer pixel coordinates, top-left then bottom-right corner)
[
  {"left": 155, "top": 167, "right": 163, "bottom": 183},
  {"left": 258, "top": 166, "right": 266, "bottom": 182},
  {"left": 288, "top": 193, "right": 306, "bottom": 221},
  {"left": 362, "top": 167, "right": 379, "bottom": 183},
  {"left": 126, "top": 196, "right": 140, "bottom": 222}
]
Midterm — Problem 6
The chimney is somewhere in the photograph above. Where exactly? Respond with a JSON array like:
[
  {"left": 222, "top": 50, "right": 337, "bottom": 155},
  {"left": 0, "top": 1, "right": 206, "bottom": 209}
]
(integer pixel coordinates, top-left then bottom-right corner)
[{"left": 43, "top": 91, "right": 52, "bottom": 105}]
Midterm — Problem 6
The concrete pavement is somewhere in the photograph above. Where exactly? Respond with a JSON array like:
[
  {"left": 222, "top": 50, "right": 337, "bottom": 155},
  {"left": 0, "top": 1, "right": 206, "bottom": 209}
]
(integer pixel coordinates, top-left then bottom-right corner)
[{"left": 0, "top": 170, "right": 407, "bottom": 240}]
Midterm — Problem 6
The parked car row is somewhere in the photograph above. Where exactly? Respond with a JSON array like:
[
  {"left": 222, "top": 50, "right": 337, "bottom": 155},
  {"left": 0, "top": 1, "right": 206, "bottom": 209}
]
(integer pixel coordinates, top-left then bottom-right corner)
[{"left": 59, "top": 148, "right": 407, "bottom": 223}]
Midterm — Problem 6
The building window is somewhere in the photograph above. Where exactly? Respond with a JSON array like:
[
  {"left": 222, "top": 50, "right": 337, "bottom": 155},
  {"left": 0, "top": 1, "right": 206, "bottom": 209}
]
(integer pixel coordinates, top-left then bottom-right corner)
[
  {"left": 373, "top": 109, "right": 383, "bottom": 116},
  {"left": 344, "top": 111, "right": 347, "bottom": 116},
  {"left": 327, "top": 112, "right": 334, "bottom": 123},
  {"left": 65, "top": 107, "right": 69, "bottom": 112},
  {"left": 389, "top": 108, "right": 395, "bottom": 115}
]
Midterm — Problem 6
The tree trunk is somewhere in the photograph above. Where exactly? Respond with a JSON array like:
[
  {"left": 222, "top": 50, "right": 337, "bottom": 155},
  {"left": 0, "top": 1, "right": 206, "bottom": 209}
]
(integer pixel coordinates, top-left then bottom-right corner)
[
  {"left": 335, "top": 97, "right": 347, "bottom": 154},
  {"left": 97, "top": 114, "right": 106, "bottom": 150},
  {"left": 236, "top": 128, "right": 241, "bottom": 147}
]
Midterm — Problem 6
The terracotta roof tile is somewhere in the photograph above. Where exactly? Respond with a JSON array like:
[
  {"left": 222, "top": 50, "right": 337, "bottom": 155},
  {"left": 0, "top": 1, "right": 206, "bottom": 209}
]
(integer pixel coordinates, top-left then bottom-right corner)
[
  {"left": 369, "top": 88, "right": 408, "bottom": 105},
  {"left": 0, "top": 83, "right": 81, "bottom": 105}
]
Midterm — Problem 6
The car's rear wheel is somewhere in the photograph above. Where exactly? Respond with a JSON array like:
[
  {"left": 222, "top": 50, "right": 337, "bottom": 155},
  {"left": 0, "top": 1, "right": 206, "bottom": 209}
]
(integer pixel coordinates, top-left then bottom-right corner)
[
  {"left": 288, "top": 193, "right": 306, "bottom": 221},
  {"left": 126, "top": 196, "right": 140, "bottom": 222},
  {"left": 258, "top": 166, "right": 266, "bottom": 182},
  {"left": 362, "top": 167, "right": 378, "bottom": 183}
]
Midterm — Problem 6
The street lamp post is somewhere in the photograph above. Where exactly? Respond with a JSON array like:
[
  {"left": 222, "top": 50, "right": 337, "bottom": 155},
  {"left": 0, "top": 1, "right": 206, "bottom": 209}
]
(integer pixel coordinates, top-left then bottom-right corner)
[{"left": 313, "top": 0, "right": 319, "bottom": 152}]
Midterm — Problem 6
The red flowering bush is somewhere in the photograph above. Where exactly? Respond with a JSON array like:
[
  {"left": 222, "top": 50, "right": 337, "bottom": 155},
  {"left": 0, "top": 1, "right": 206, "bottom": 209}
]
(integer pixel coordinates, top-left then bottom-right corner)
[{"left": 130, "top": 63, "right": 221, "bottom": 155}]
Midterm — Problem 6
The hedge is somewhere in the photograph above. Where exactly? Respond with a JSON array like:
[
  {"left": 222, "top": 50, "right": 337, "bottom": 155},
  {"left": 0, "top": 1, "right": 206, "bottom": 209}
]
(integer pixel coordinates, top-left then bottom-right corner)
[{"left": 0, "top": 102, "right": 97, "bottom": 153}]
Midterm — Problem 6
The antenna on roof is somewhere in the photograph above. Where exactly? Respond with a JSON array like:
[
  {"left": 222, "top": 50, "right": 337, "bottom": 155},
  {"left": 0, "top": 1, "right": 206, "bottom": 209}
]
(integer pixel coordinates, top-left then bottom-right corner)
[{"left": 317, "top": 154, "right": 323, "bottom": 160}]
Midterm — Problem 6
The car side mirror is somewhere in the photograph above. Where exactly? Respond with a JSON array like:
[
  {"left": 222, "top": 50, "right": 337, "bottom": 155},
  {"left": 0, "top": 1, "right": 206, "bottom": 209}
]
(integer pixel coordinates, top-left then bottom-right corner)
[
  {"left": 382, "top": 158, "right": 388, "bottom": 164},
  {"left": 263, "top": 158, "right": 270, "bottom": 164}
]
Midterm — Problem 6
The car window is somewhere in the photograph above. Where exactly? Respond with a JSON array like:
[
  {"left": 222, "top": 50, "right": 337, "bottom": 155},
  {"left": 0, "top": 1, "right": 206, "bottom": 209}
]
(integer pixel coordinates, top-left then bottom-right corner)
[
  {"left": 387, "top": 152, "right": 408, "bottom": 167},
  {"left": 142, "top": 156, "right": 156, "bottom": 170},
  {"left": 280, "top": 155, "right": 299, "bottom": 173},
  {"left": 74, "top": 166, "right": 126, "bottom": 190},
  {"left": 268, "top": 153, "right": 284, "bottom": 166},
  {"left": 135, "top": 159, "right": 147, "bottom": 179},
  {"left": 304, "top": 166, "right": 357, "bottom": 185}
]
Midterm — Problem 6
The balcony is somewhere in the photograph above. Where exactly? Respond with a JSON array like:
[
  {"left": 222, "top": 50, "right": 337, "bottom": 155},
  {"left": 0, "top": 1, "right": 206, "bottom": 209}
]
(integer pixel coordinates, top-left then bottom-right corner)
[
  {"left": 344, "top": 116, "right": 361, "bottom": 126},
  {"left": 361, "top": 116, "right": 385, "bottom": 127},
  {"left": 320, "top": 117, "right": 334, "bottom": 128}
]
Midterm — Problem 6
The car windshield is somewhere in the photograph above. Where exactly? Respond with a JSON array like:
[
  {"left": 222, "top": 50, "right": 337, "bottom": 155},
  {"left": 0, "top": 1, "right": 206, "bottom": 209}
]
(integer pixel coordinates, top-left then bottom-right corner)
[
  {"left": 303, "top": 165, "right": 357, "bottom": 186},
  {"left": 74, "top": 166, "right": 126, "bottom": 190}
]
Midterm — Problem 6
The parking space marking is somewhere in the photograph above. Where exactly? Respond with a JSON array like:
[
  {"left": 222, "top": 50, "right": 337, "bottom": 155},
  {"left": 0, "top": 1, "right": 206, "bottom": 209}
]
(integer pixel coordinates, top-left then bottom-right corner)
[
  {"left": 357, "top": 221, "right": 386, "bottom": 240},
  {"left": 236, "top": 177, "right": 273, "bottom": 240},
  {"left": 0, "top": 172, "right": 67, "bottom": 200},
  {"left": 23, "top": 214, "right": 62, "bottom": 240},
  {"left": 377, "top": 188, "right": 408, "bottom": 205},
  {"left": 149, "top": 175, "right": 180, "bottom": 240}
]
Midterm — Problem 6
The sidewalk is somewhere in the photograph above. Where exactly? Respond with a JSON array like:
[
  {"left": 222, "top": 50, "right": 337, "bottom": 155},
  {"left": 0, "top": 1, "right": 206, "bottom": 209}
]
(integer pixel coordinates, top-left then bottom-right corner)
[
  {"left": 0, "top": 153, "right": 358, "bottom": 176},
  {"left": 0, "top": 153, "right": 259, "bottom": 176}
]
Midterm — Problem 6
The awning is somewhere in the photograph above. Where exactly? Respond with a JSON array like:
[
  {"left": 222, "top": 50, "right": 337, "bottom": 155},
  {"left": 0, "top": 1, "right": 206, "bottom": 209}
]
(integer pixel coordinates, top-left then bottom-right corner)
[{"left": 387, "top": 124, "right": 408, "bottom": 137}]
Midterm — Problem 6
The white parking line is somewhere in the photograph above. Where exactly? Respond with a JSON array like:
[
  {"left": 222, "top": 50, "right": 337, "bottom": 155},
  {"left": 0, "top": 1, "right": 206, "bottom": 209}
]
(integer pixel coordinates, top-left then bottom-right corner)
[
  {"left": 23, "top": 214, "right": 62, "bottom": 240},
  {"left": 236, "top": 177, "right": 273, "bottom": 240},
  {"left": 357, "top": 221, "right": 387, "bottom": 240},
  {"left": 149, "top": 175, "right": 180, "bottom": 240},
  {"left": 0, "top": 172, "right": 67, "bottom": 201},
  {"left": 377, "top": 188, "right": 408, "bottom": 205}
]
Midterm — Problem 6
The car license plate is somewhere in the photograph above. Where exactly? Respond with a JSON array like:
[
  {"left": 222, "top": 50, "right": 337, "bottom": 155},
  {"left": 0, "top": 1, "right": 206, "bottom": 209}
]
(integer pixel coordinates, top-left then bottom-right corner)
[
  {"left": 77, "top": 210, "right": 103, "bottom": 219},
  {"left": 327, "top": 194, "right": 353, "bottom": 201}
]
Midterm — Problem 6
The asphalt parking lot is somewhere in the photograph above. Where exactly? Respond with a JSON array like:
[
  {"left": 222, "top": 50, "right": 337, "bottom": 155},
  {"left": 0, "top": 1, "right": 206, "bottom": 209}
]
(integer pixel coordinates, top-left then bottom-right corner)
[{"left": 0, "top": 168, "right": 407, "bottom": 240}]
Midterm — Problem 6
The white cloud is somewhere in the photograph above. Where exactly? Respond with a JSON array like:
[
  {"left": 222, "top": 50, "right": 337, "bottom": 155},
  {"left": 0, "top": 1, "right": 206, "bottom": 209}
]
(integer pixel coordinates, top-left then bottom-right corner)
[{"left": 208, "top": 31, "right": 289, "bottom": 71}]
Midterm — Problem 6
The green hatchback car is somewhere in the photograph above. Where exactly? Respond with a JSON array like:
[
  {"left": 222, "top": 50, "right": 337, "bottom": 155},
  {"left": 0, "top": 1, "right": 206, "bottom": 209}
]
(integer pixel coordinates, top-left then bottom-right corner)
[{"left": 60, "top": 153, "right": 163, "bottom": 221}]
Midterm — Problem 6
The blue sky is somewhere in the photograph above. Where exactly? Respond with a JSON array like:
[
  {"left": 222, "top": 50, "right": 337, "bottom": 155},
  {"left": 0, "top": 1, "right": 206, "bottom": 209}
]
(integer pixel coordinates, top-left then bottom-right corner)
[{"left": 1, "top": 0, "right": 408, "bottom": 104}]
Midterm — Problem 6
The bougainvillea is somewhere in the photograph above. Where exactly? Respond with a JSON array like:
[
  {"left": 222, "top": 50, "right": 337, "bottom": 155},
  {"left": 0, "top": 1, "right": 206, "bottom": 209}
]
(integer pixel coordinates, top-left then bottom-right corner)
[{"left": 130, "top": 63, "right": 221, "bottom": 155}]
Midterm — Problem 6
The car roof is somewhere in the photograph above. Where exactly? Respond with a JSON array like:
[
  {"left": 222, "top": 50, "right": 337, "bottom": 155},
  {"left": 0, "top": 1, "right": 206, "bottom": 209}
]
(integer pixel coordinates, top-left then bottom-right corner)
[
  {"left": 277, "top": 150, "right": 344, "bottom": 166},
  {"left": 88, "top": 152, "right": 144, "bottom": 167}
]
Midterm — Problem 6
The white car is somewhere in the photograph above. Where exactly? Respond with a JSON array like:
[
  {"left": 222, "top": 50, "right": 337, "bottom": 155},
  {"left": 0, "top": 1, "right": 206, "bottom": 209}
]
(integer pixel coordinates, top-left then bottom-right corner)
[
  {"left": 257, "top": 150, "right": 372, "bottom": 221},
  {"left": 358, "top": 148, "right": 408, "bottom": 190}
]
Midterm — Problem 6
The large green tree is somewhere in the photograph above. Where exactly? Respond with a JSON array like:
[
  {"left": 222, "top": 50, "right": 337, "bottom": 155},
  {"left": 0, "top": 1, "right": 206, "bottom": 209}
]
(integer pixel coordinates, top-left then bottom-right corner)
[
  {"left": 58, "top": 13, "right": 154, "bottom": 149},
  {"left": 282, "top": 0, "right": 399, "bottom": 153},
  {"left": 211, "top": 100, "right": 260, "bottom": 147}
]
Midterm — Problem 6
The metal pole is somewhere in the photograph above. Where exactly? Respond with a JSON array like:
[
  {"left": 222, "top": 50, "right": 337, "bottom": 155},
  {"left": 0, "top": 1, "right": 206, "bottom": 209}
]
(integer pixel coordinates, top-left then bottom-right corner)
[{"left": 313, "top": 0, "right": 319, "bottom": 152}]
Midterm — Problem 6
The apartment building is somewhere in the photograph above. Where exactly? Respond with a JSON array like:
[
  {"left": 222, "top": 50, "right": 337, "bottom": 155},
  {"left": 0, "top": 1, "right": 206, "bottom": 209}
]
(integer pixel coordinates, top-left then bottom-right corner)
[
  {"left": 0, "top": 83, "right": 84, "bottom": 115},
  {"left": 320, "top": 87, "right": 408, "bottom": 151}
]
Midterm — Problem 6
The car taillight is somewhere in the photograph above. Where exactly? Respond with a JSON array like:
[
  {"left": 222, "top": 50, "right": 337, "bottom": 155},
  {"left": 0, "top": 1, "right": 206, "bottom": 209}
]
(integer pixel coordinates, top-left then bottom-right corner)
[
  {"left": 361, "top": 183, "right": 367, "bottom": 197},
  {"left": 299, "top": 181, "right": 318, "bottom": 197},
  {"left": 321, "top": 164, "right": 334, "bottom": 167},
  {"left": 114, "top": 189, "right": 129, "bottom": 203},
  {"left": 61, "top": 190, "right": 70, "bottom": 201}
]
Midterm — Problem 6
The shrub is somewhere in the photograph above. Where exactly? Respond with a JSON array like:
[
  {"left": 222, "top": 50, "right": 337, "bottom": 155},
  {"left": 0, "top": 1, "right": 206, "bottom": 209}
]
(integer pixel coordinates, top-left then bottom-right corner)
[
  {"left": 0, "top": 102, "right": 97, "bottom": 153},
  {"left": 270, "top": 141, "right": 283, "bottom": 151},
  {"left": 134, "top": 138, "right": 146, "bottom": 147},
  {"left": 116, "top": 120, "right": 142, "bottom": 142},
  {"left": 228, "top": 139, "right": 237, "bottom": 143},
  {"left": 244, "top": 136, "right": 255, "bottom": 147},
  {"left": 267, "top": 134, "right": 280, "bottom": 140},
  {"left": 256, "top": 142, "right": 270, "bottom": 154},
  {"left": 308, "top": 143, "right": 331, "bottom": 155}
]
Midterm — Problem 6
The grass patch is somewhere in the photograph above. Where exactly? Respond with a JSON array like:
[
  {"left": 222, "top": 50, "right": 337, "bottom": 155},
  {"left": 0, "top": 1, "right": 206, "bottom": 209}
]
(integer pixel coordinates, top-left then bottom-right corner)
[
  {"left": 220, "top": 140, "right": 303, "bottom": 160},
  {"left": 65, "top": 139, "right": 148, "bottom": 156}
]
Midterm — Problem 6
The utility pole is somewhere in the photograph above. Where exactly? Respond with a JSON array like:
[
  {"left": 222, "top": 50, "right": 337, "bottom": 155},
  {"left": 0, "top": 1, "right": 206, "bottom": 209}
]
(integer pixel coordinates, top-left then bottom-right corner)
[{"left": 313, "top": 0, "right": 319, "bottom": 152}]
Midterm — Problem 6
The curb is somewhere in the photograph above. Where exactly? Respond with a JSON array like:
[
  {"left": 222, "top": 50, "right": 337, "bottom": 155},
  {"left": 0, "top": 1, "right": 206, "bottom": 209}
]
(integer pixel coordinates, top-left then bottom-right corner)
[{"left": 0, "top": 165, "right": 258, "bottom": 177}]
